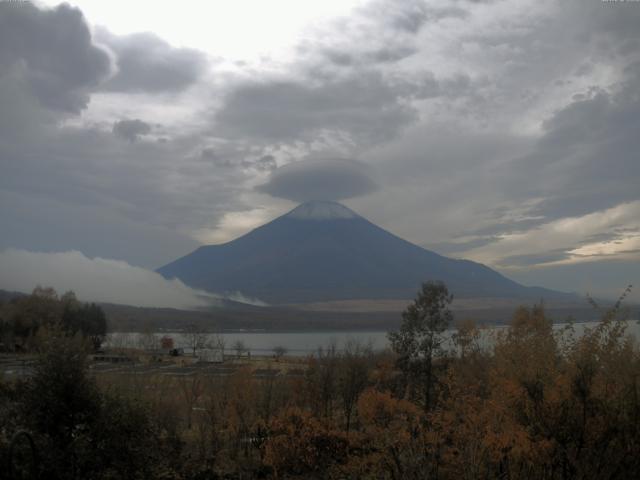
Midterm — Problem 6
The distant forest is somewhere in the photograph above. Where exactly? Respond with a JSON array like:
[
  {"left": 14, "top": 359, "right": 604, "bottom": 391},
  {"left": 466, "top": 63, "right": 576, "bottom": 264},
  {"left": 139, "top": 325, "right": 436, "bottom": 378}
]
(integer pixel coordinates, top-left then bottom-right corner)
[
  {"left": 0, "top": 286, "right": 107, "bottom": 352},
  {"left": 0, "top": 283, "right": 639, "bottom": 479}
]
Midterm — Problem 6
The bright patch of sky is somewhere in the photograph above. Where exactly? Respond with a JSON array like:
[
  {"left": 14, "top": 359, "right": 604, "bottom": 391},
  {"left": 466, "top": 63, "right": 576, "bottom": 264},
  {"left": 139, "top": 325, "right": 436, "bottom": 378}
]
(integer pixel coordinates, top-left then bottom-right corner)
[{"left": 39, "top": 0, "right": 364, "bottom": 62}]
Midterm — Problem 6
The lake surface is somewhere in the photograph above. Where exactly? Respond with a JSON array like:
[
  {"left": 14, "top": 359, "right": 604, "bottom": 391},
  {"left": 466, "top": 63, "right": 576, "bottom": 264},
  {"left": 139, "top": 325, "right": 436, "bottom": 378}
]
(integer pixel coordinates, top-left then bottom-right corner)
[{"left": 107, "top": 319, "right": 640, "bottom": 356}]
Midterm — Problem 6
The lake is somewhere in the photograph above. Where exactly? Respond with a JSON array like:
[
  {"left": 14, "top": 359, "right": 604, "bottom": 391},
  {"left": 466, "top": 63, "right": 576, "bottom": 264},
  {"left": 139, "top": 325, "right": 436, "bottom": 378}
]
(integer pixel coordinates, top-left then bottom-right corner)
[{"left": 107, "top": 319, "right": 640, "bottom": 356}]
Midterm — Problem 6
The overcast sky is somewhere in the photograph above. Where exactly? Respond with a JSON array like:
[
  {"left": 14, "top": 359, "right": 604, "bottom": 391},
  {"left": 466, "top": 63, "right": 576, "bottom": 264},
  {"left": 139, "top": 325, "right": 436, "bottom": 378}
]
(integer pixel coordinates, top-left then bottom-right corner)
[{"left": 1, "top": 0, "right": 638, "bottom": 303}]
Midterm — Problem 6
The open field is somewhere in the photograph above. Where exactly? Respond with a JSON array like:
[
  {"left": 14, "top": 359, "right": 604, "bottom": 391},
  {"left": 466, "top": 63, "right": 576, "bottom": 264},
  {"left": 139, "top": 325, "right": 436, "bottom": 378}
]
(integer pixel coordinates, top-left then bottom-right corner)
[
  {"left": 103, "top": 298, "right": 622, "bottom": 332},
  {"left": 88, "top": 354, "right": 307, "bottom": 379}
]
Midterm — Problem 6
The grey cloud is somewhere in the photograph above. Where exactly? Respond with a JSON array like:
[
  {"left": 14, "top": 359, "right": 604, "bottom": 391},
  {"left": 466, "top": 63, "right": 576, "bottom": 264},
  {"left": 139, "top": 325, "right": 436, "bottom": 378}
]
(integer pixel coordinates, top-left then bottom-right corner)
[
  {"left": 96, "top": 29, "right": 208, "bottom": 93},
  {"left": 301, "top": 0, "right": 447, "bottom": 69},
  {"left": 254, "top": 155, "right": 277, "bottom": 171},
  {"left": 468, "top": 219, "right": 544, "bottom": 238},
  {"left": 201, "top": 148, "right": 233, "bottom": 167},
  {"left": 0, "top": 2, "right": 111, "bottom": 112},
  {"left": 0, "top": 116, "right": 254, "bottom": 267},
  {"left": 0, "top": 188, "right": 199, "bottom": 269},
  {"left": 581, "top": 231, "right": 627, "bottom": 246},
  {"left": 585, "top": 0, "right": 640, "bottom": 43},
  {"left": 257, "top": 158, "right": 378, "bottom": 202},
  {"left": 426, "top": 236, "right": 500, "bottom": 256},
  {"left": 214, "top": 0, "right": 477, "bottom": 147},
  {"left": 112, "top": 118, "right": 152, "bottom": 142},
  {"left": 449, "top": 69, "right": 639, "bottom": 242},
  {"left": 322, "top": 45, "right": 418, "bottom": 67},
  {"left": 338, "top": 0, "right": 639, "bottom": 268},
  {"left": 215, "top": 71, "right": 417, "bottom": 143},
  {"left": 428, "top": 6, "right": 469, "bottom": 20},
  {"left": 361, "top": 0, "right": 429, "bottom": 34},
  {"left": 496, "top": 251, "right": 572, "bottom": 268},
  {"left": 507, "top": 66, "right": 640, "bottom": 221},
  {"left": 200, "top": 149, "right": 276, "bottom": 171},
  {"left": 618, "top": 39, "right": 639, "bottom": 57},
  {"left": 507, "top": 259, "right": 640, "bottom": 303}
]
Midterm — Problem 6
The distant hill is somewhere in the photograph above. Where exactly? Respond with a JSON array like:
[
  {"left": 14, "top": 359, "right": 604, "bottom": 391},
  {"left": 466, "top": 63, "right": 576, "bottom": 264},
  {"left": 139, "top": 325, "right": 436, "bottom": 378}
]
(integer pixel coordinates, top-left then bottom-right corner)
[
  {"left": 0, "top": 289, "right": 621, "bottom": 331},
  {"left": 102, "top": 299, "right": 604, "bottom": 333},
  {"left": 0, "top": 289, "right": 27, "bottom": 302},
  {"left": 158, "top": 200, "right": 575, "bottom": 304}
]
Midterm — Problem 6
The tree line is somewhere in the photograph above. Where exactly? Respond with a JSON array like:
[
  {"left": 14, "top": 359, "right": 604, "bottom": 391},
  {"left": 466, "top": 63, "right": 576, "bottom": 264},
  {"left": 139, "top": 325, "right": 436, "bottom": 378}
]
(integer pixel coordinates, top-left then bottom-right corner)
[{"left": 0, "top": 286, "right": 107, "bottom": 351}]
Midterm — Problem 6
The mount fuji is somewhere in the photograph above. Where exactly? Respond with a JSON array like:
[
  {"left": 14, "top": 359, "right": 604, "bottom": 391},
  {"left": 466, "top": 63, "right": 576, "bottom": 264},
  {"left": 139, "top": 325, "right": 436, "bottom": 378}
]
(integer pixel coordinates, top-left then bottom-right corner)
[{"left": 157, "top": 200, "right": 570, "bottom": 304}]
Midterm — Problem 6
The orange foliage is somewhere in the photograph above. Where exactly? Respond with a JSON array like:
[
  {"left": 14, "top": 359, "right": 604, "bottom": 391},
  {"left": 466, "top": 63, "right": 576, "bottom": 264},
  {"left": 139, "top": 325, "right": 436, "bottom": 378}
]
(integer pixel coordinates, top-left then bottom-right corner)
[{"left": 263, "top": 407, "right": 348, "bottom": 478}]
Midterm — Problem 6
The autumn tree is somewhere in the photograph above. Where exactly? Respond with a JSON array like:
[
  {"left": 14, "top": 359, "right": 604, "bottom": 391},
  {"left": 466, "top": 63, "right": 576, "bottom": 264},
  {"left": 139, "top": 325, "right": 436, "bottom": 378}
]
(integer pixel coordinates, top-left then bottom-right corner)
[
  {"left": 338, "top": 339, "right": 372, "bottom": 432},
  {"left": 61, "top": 293, "right": 107, "bottom": 350},
  {"left": 10, "top": 326, "right": 177, "bottom": 479},
  {"left": 273, "top": 345, "right": 287, "bottom": 360},
  {"left": 263, "top": 407, "right": 348, "bottom": 477},
  {"left": 4, "top": 288, "right": 107, "bottom": 351},
  {"left": 452, "top": 318, "right": 481, "bottom": 360},
  {"left": 10, "top": 286, "right": 61, "bottom": 347},
  {"left": 19, "top": 327, "right": 99, "bottom": 476},
  {"left": 184, "top": 323, "right": 208, "bottom": 357},
  {"left": 179, "top": 373, "right": 204, "bottom": 429},
  {"left": 233, "top": 339, "right": 247, "bottom": 358},
  {"left": 348, "top": 388, "right": 431, "bottom": 479},
  {"left": 305, "top": 343, "right": 339, "bottom": 418},
  {"left": 388, "top": 280, "right": 453, "bottom": 411}
]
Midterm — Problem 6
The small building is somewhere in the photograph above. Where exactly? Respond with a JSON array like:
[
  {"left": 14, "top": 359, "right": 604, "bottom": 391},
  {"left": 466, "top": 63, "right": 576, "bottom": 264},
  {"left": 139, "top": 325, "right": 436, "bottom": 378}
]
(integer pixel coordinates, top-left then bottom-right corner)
[
  {"left": 160, "top": 336, "right": 175, "bottom": 350},
  {"left": 197, "top": 348, "right": 224, "bottom": 363}
]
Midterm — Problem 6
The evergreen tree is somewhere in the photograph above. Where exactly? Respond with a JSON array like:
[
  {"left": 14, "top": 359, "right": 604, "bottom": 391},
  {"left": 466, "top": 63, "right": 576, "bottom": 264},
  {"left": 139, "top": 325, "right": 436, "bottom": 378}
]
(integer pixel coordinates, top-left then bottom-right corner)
[{"left": 388, "top": 281, "right": 453, "bottom": 411}]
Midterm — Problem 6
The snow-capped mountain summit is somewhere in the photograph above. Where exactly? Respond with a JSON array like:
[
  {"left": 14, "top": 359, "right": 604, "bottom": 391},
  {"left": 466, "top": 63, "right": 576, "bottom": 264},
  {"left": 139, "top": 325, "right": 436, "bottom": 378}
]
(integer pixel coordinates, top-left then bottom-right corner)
[
  {"left": 158, "top": 201, "right": 571, "bottom": 304},
  {"left": 286, "top": 200, "right": 358, "bottom": 220}
]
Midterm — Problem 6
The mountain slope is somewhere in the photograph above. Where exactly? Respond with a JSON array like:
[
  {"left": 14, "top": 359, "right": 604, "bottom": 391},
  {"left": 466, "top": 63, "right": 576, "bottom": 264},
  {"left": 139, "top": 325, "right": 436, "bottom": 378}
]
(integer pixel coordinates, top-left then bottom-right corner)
[{"left": 158, "top": 201, "right": 571, "bottom": 304}]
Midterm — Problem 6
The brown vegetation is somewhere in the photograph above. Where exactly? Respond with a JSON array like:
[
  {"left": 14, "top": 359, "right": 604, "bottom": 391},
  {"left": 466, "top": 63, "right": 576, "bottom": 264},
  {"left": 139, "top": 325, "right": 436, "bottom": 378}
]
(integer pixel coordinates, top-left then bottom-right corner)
[{"left": 0, "top": 285, "right": 638, "bottom": 479}]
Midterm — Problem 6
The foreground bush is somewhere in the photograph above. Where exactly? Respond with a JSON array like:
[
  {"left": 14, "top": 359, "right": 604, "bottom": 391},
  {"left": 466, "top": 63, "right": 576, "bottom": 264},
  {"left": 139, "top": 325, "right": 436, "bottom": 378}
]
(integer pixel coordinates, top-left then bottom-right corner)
[{"left": 1, "top": 328, "right": 182, "bottom": 479}]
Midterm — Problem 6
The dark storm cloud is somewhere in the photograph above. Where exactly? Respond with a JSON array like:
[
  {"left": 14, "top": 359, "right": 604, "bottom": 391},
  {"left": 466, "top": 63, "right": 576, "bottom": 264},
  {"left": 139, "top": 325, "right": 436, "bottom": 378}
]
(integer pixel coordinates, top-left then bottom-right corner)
[
  {"left": 257, "top": 159, "right": 379, "bottom": 202},
  {"left": 112, "top": 118, "right": 152, "bottom": 142},
  {"left": 215, "top": 71, "right": 418, "bottom": 143},
  {"left": 96, "top": 29, "right": 208, "bottom": 93},
  {"left": 0, "top": 2, "right": 111, "bottom": 112}
]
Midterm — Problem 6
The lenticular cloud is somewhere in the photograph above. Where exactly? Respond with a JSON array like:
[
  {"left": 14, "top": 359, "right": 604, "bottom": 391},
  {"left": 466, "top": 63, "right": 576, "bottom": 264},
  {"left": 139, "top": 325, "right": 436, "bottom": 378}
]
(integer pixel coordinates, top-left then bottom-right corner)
[{"left": 257, "top": 158, "right": 379, "bottom": 202}]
